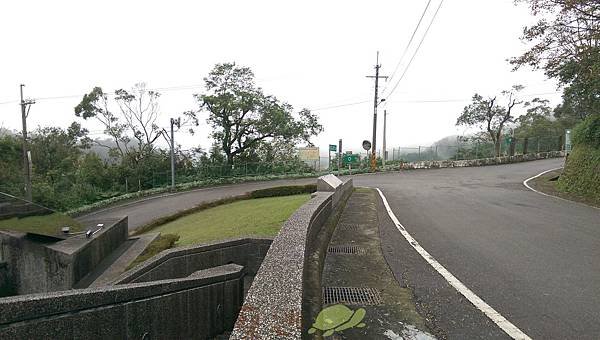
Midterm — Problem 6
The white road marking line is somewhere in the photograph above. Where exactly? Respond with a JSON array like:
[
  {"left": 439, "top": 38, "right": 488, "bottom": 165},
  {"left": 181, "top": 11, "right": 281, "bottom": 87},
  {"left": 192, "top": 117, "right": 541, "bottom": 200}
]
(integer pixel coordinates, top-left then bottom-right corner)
[
  {"left": 522, "top": 167, "right": 564, "bottom": 198},
  {"left": 523, "top": 167, "right": 600, "bottom": 211},
  {"left": 375, "top": 188, "right": 532, "bottom": 340}
]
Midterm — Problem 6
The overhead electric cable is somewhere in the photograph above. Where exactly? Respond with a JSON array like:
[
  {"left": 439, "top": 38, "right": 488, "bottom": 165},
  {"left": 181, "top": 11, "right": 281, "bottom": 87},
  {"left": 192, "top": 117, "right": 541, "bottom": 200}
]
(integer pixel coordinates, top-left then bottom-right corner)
[
  {"left": 383, "top": 0, "right": 433, "bottom": 93},
  {"left": 384, "top": 0, "right": 445, "bottom": 100}
]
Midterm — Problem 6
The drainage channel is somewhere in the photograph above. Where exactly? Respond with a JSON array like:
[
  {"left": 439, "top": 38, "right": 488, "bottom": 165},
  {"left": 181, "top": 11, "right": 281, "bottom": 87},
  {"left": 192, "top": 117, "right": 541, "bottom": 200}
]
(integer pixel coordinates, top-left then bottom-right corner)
[
  {"left": 327, "top": 245, "right": 367, "bottom": 255},
  {"left": 323, "top": 286, "right": 383, "bottom": 305}
]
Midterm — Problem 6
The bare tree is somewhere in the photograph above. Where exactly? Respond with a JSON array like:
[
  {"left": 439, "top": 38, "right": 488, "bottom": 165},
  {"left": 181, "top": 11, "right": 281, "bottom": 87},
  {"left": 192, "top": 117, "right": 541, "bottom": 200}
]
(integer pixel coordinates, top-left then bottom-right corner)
[{"left": 457, "top": 85, "right": 524, "bottom": 157}]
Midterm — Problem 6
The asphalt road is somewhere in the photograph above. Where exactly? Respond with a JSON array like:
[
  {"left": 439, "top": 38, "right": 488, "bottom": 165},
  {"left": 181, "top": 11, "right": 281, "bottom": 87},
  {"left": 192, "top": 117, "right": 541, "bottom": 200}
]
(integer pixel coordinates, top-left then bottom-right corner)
[
  {"left": 78, "top": 178, "right": 316, "bottom": 231},
  {"left": 353, "top": 158, "right": 600, "bottom": 339}
]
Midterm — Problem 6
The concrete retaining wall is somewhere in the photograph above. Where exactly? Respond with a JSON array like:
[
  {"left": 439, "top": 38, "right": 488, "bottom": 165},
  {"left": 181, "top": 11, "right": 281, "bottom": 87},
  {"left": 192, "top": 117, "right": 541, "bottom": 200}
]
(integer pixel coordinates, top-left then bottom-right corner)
[
  {"left": 0, "top": 216, "right": 128, "bottom": 295},
  {"left": 0, "top": 262, "right": 11, "bottom": 297},
  {"left": 0, "top": 264, "right": 244, "bottom": 339},
  {"left": 231, "top": 176, "right": 354, "bottom": 339},
  {"left": 115, "top": 238, "right": 272, "bottom": 286}
]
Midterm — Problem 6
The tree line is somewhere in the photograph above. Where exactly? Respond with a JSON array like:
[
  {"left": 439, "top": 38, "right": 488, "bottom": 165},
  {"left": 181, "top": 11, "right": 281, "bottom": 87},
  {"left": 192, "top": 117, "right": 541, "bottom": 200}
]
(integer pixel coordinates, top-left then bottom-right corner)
[
  {"left": 0, "top": 63, "right": 322, "bottom": 211},
  {"left": 457, "top": 0, "right": 598, "bottom": 155}
]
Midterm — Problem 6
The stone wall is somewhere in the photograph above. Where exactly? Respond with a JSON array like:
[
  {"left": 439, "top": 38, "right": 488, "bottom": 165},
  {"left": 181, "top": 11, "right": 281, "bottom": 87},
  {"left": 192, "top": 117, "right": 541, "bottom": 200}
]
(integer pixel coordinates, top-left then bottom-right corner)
[
  {"left": 231, "top": 176, "right": 354, "bottom": 339},
  {"left": 0, "top": 264, "right": 244, "bottom": 339},
  {"left": 387, "top": 150, "right": 564, "bottom": 170}
]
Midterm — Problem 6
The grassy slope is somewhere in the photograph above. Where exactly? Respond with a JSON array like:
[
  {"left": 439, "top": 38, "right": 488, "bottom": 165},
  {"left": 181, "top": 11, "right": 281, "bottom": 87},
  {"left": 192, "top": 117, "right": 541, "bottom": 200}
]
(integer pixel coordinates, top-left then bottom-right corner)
[
  {"left": 557, "top": 145, "right": 600, "bottom": 205},
  {"left": 151, "top": 194, "right": 311, "bottom": 246},
  {"left": 0, "top": 212, "right": 83, "bottom": 235}
]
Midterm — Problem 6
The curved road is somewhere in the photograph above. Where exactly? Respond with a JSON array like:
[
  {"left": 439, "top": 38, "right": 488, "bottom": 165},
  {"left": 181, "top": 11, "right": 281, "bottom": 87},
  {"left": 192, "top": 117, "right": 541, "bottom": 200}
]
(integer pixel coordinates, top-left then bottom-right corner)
[
  {"left": 78, "top": 178, "right": 316, "bottom": 230},
  {"left": 79, "top": 159, "right": 599, "bottom": 339},
  {"left": 353, "top": 158, "right": 600, "bottom": 339}
]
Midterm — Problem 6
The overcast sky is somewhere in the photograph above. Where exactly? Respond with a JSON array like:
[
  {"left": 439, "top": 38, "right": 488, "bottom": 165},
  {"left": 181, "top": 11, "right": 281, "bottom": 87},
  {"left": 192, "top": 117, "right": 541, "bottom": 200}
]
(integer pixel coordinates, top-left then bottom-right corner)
[{"left": 0, "top": 0, "right": 561, "bottom": 155}]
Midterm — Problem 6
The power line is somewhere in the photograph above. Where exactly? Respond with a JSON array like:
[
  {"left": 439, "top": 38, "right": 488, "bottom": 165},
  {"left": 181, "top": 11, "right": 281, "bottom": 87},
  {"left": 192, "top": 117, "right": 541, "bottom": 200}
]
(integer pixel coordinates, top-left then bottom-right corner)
[
  {"left": 382, "top": 0, "right": 433, "bottom": 94},
  {"left": 309, "top": 100, "right": 371, "bottom": 111},
  {"left": 384, "top": 0, "right": 445, "bottom": 100}
]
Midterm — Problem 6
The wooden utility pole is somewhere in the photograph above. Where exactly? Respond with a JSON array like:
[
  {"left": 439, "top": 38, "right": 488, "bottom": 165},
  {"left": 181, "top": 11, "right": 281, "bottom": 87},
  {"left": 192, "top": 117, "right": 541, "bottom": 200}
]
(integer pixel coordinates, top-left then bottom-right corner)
[
  {"left": 168, "top": 118, "right": 180, "bottom": 191},
  {"left": 366, "top": 52, "right": 387, "bottom": 172},
  {"left": 20, "top": 85, "right": 35, "bottom": 201}
]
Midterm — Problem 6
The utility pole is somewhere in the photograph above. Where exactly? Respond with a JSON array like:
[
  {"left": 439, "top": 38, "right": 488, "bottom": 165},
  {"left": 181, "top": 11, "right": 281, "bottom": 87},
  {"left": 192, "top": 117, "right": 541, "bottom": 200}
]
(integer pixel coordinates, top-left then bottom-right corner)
[
  {"left": 168, "top": 118, "right": 180, "bottom": 191},
  {"left": 366, "top": 52, "right": 387, "bottom": 172},
  {"left": 20, "top": 85, "right": 35, "bottom": 201},
  {"left": 338, "top": 139, "right": 342, "bottom": 172},
  {"left": 382, "top": 109, "right": 387, "bottom": 168}
]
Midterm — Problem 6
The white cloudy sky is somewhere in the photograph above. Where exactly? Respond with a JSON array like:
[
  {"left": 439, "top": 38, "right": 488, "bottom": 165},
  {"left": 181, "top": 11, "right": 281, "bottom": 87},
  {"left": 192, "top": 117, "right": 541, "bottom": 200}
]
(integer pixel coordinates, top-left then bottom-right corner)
[{"left": 0, "top": 0, "right": 561, "bottom": 155}]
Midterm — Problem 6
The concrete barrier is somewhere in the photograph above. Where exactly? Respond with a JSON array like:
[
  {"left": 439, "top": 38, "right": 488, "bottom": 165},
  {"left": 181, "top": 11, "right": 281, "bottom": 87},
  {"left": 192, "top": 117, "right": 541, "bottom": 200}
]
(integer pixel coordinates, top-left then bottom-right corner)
[
  {"left": 115, "top": 237, "right": 272, "bottom": 292},
  {"left": 231, "top": 175, "right": 353, "bottom": 339},
  {"left": 0, "top": 264, "right": 243, "bottom": 339},
  {"left": 0, "top": 216, "right": 128, "bottom": 294}
]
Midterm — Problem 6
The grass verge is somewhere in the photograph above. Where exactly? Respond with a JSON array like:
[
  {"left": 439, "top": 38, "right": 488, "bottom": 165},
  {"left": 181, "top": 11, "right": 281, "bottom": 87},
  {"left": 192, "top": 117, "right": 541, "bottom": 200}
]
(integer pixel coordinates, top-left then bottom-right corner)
[{"left": 150, "top": 194, "right": 310, "bottom": 247}]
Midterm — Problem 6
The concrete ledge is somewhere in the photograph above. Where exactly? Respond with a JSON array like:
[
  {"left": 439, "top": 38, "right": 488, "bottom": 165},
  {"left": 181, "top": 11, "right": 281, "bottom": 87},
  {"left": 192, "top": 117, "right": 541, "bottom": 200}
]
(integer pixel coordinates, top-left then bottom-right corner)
[
  {"left": 231, "top": 176, "right": 353, "bottom": 339},
  {"left": 115, "top": 237, "right": 272, "bottom": 285},
  {"left": 0, "top": 264, "right": 243, "bottom": 339},
  {"left": 0, "top": 216, "right": 128, "bottom": 294}
]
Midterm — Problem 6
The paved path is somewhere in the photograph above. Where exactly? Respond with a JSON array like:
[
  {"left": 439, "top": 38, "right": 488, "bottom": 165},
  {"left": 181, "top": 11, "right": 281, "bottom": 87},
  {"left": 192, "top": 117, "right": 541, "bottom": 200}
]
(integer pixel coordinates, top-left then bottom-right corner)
[
  {"left": 353, "top": 158, "right": 600, "bottom": 339},
  {"left": 78, "top": 178, "right": 316, "bottom": 231}
]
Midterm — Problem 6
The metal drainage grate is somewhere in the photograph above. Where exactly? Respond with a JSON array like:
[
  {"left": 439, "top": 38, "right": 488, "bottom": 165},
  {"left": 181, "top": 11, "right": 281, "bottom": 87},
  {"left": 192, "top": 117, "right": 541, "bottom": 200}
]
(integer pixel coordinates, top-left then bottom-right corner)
[
  {"left": 327, "top": 245, "right": 367, "bottom": 255},
  {"left": 323, "top": 286, "right": 382, "bottom": 305}
]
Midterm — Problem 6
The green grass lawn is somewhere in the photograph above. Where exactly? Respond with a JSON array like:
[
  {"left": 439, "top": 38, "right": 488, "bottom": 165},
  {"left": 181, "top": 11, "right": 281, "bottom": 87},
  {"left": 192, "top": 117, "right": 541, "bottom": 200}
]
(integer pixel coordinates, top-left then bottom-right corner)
[
  {"left": 151, "top": 194, "right": 311, "bottom": 246},
  {"left": 0, "top": 212, "right": 83, "bottom": 235}
]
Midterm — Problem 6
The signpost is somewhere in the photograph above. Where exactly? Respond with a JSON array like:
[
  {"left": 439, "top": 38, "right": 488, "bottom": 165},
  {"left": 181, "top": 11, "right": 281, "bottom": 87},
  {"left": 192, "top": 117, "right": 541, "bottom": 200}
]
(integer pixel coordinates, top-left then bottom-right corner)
[
  {"left": 565, "top": 129, "right": 572, "bottom": 155},
  {"left": 328, "top": 144, "right": 337, "bottom": 171}
]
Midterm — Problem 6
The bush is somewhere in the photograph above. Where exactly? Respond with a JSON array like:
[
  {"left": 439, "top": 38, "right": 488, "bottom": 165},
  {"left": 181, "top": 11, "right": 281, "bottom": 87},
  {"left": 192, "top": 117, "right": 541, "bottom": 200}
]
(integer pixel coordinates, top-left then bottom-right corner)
[
  {"left": 572, "top": 114, "right": 600, "bottom": 148},
  {"left": 249, "top": 184, "right": 317, "bottom": 198}
]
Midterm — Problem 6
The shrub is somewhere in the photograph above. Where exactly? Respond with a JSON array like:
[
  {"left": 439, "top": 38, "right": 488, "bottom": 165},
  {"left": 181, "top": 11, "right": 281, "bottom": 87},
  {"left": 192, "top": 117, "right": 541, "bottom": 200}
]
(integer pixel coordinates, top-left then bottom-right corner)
[{"left": 249, "top": 184, "right": 317, "bottom": 198}]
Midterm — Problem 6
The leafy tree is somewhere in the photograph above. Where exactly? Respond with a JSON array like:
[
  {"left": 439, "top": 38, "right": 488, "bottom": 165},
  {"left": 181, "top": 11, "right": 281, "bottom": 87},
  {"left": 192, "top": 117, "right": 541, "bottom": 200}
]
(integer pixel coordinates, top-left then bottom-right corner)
[
  {"left": 456, "top": 85, "right": 524, "bottom": 156},
  {"left": 196, "top": 63, "right": 323, "bottom": 165},
  {"left": 512, "top": 0, "right": 600, "bottom": 118},
  {"left": 0, "top": 133, "right": 23, "bottom": 195}
]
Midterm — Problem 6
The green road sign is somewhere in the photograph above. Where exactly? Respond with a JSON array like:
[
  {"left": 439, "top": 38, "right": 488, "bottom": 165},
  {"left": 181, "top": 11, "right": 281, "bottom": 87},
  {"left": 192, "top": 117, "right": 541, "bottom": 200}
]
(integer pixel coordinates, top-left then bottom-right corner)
[
  {"left": 342, "top": 154, "right": 360, "bottom": 165},
  {"left": 329, "top": 144, "right": 337, "bottom": 152}
]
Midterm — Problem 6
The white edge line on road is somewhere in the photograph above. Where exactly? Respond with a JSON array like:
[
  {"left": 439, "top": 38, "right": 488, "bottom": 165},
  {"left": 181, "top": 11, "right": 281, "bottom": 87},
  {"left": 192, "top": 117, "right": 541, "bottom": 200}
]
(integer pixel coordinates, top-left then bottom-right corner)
[
  {"left": 523, "top": 167, "right": 600, "bottom": 211},
  {"left": 522, "top": 167, "right": 565, "bottom": 198},
  {"left": 375, "top": 188, "right": 532, "bottom": 340}
]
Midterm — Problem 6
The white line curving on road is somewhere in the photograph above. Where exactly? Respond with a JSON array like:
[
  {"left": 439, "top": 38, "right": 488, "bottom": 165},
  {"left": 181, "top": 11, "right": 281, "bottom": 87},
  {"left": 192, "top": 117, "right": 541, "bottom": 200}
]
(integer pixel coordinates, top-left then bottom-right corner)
[
  {"left": 522, "top": 167, "right": 564, "bottom": 198},
  {"left": 375, "top": 188, "right": 532, "bottom": 340}
]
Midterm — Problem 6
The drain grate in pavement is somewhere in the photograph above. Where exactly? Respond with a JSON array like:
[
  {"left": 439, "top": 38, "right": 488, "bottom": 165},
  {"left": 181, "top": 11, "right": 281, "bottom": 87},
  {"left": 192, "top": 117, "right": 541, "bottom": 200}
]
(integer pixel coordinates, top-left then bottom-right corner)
[
  {"left": 327, "top": 245, "right": 367, "bottom": 255},
  {"left": 323, "top": 286, "right": 382, "bottom": 305}
]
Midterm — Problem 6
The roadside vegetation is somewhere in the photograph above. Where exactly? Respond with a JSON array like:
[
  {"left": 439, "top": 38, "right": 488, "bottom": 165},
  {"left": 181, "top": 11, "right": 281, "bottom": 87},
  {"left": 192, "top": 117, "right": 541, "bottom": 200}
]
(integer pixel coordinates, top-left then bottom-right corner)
[{"left": 556, "top": 114, "right": 600, "bottom": 205}]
